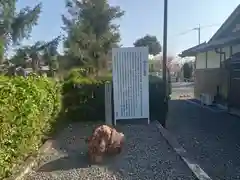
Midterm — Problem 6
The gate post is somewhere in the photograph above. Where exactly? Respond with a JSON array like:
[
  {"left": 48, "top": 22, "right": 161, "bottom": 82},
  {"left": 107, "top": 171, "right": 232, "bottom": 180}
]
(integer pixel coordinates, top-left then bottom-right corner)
[{"left": 105, "top": 82, "right": 113, "bottom": 125}]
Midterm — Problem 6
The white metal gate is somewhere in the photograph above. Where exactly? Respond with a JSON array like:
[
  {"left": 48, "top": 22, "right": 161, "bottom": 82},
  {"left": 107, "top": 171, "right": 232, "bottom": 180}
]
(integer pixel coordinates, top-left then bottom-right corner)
[{"left": 112, "top": 47, "right": 149, "bottom": 124}]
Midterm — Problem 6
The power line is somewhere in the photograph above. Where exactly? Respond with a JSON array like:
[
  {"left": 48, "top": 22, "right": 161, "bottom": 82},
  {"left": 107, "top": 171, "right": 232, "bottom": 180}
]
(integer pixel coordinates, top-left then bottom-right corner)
[
  {"left": 177, "top": 23, "right": 220, "bottom": 36},
  {"left": 176, "top": 23, "right": 221, "bottom": 44}
]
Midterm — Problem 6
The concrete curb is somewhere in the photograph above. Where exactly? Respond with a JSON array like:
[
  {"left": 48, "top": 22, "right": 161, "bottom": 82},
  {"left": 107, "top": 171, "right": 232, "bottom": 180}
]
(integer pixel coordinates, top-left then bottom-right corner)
[
  {"left": 228, "top": 111, "right": 240, "bottom": 118},
  {"left": 7, "top": 140, "right": 54, "bottom": 180},
  {"left": 214, "top": 104, "right": 240, "bottom": 118},
  {"left": 154, "top": 121, "right": 212, "bottom": 180},
  {"left": 215, "top": 104, "right": 228, "bottom": 111},
  {"left": 185, "top": 99, "right": 226, "bottom": 113}
]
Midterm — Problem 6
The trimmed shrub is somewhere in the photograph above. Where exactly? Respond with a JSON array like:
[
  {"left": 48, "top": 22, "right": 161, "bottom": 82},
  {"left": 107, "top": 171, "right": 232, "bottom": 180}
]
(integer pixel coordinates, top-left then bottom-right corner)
[
  {"left": 62, "top": 69, "right": 169, "bottom": 124},
  {"left": 149, "top": 75, "right": 169, "bottom": 126},
  {"left": 62, "top": 68, "right": 109, "bottom": 122},
  {"left": 62, "top": 68, "right": 169, "bottom": 124},
  {"left": 0, "top": 75, "right": 61, "bottom": 179}
]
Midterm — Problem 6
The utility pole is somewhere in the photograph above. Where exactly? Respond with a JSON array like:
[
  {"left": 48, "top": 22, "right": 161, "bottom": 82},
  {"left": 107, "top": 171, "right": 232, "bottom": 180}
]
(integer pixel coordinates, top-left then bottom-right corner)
[
  {"left": 178, "top": 24, "right": 220, "bottom": 45},
  {"left": 162, "top": 0, "right": 168, "bottom": 93},
  {"left": 193, "top": 24, "right": 201, "bottom": 44},
  {"left": 162, "top": 0, "right": 168, "bottom": 128},
  {"left": 162, "top": 0, "right": 168, "bottom": 96}
]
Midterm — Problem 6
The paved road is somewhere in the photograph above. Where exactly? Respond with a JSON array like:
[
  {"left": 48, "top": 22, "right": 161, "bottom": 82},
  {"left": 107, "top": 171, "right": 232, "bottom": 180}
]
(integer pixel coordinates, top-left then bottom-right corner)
[
  {"left": 167, "top": 99, "right": 240, "bottom": 180},
  {"left": 171, "top": 82, "right": 194, "bottom": 88},
  {"left": 171, "top": 82, "right": 194, "bottom": 99},
  {"left": 25, "top": 122, "right": 195, "bottom": 180}
]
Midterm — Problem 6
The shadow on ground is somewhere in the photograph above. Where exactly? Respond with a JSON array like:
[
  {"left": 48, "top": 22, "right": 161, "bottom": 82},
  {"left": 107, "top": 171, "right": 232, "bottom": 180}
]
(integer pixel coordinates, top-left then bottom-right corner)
[
  {"left": 37, "top": 154, "right": 89, "bottom": 172},
  {"left": 35, "top": 122, "right": 102, "bottom": 170}
]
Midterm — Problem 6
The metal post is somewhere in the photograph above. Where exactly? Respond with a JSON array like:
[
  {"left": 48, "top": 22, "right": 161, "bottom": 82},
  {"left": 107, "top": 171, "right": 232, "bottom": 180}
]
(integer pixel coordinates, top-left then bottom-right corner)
[
  {"left": 193, "top": 24, "right": 201, "bottom": 45},
  {"left": 162, "top": 0, "right": 168, "bottom": 95},
  {"left": 162, "top": 0, "right": 168, "bottom": 128},
  {"left": 198, "top": 24, "right": 201, "bottom": 45}
]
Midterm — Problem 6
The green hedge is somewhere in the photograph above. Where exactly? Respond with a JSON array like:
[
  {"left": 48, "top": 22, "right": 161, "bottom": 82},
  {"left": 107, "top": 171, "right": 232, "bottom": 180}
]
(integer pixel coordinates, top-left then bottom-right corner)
[
  {"left": 62, "top": 70, "right": 169, "bottom": 124},
  {"left": 0, "top": 75, "right": 62, "bottom": 179},
  {"left": 149, "top": 75, "right": 168, "bottom": 125},
  {"left": 62, "top": 68, "right": 109, "bottom": 122}
]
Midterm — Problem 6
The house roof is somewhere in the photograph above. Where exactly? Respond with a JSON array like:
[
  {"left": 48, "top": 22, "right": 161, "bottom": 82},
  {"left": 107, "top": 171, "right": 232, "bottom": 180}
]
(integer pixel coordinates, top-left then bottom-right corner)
[
  {"left": 180, "top": 4, "right": 240, "bottom": 57},
  {"left": 179, "top": 42, "right": 207, "bottom": 57},
  {"left": 209, "top": 4, "right": 240, "bottom": 42}
]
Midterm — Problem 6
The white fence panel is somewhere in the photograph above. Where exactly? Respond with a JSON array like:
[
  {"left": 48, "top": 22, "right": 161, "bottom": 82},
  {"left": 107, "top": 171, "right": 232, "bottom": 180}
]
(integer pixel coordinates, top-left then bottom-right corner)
[{"left": 112, "top": 47, "right": 149, "bottom": 124}]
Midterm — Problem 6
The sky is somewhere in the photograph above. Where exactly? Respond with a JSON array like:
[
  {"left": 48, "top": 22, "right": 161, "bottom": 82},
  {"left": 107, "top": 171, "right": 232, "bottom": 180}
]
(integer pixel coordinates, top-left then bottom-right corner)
[{"left": 17, "top": 0, "right": 240, "bottom": 56}]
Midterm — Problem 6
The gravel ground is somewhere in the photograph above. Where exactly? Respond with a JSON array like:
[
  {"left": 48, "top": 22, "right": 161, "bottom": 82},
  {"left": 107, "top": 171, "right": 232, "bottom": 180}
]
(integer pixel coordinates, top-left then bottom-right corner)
[
  {"left": 167, "top": 99, "right": 240, "bottom": 180},
  {"left": 25, "top": 122, "right": 195, "bottom": 180}
]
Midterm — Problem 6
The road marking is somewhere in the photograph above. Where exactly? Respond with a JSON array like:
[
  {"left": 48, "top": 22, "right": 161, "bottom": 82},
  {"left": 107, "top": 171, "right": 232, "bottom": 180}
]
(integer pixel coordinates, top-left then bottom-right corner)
[{"left": 155, "top": 121, "right": 212, "bottom": 180}]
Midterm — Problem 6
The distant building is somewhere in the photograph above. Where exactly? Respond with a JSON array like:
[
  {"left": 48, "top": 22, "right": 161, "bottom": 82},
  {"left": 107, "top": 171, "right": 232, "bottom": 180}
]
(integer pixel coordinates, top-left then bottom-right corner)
[{"left": 179, "top": 4, "right": 240, "bottom": 108}]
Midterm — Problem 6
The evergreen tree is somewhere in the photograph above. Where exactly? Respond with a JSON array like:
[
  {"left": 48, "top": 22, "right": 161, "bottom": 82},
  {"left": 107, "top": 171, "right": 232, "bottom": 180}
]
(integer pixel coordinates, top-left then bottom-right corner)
[
  {"left": 0, "top": 0, "right": 42, "bottom": 64},
  {"left": 62, "top": 0, "right": 124, "bottom": 75},
  {"left": 10, "top": 36, "right": 61, "bottom": 74},
  {"left": 134, "top": 35, "right": 162, "bottom": 55}
]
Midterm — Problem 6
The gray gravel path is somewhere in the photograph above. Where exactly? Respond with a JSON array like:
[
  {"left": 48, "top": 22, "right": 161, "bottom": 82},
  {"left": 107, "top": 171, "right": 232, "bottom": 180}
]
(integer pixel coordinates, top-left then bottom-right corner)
[
  {"left": 167, "top": 100, "right": 240, "bottom": 180},
  {"left": 25, "top": 122, "right": 195, "bottom": 180}
]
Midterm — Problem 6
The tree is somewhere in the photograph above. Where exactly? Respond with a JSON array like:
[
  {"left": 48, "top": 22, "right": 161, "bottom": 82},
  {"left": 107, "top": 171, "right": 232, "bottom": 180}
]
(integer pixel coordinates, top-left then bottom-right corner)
[
  {"left": 62, "top": 0, "right": 124, "bottom": 75},
  {"left": 0, "top": 0, "right": 42, "bottom": 64},
  {"left": 133, "top": 35, "right": 161, "bottom": 55},
  {"left": 182, "top": 62, "right": 193, "bottom": 80},
  {"left": 10, "top": 36, "right": 61, "bottom": 74},
  {"left": 42, "top": 36, "right": 61, "bottom": 76},
  {"left": 167, "top": 55, "right": 174, "bottom": 68},
  {"left": 11, "top": 41, "right": 44, "bottom": 72}
]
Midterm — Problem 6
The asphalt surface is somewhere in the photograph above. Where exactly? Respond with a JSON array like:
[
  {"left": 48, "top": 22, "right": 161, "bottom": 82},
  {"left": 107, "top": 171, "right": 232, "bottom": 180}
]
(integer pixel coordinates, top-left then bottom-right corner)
[
  {"left": 167, "top": 85, "right": 240, "bottom": 180},
  {"left": 171, "top": 82, "right": 194, "bottom": 88},
  {"left": 25, "top": 122, "right": 195, "bottom": 180}
]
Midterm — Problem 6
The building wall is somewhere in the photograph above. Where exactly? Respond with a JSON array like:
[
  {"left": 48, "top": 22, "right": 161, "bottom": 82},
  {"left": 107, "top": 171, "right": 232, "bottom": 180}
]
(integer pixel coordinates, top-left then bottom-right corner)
[
  {"left": 207, "top": 51, "right": 220, "bottom": 68},
  {"left": 196, "top": 53, "right": 206, "bottom": 69},
  {"left": 195, "top": 68, "right": 222, "bottom": 98},
  {"left": 195, "top": 47, "right": 232, "bottom": 70},
  {"left": 195, "top": 47, "right": 231, "bottom": 100},
  {"left": 222, "top": 46, "right": 231, "bottom": 60},
  {"left": 232, "top": 44, "right": 240, "bottom": 54}
]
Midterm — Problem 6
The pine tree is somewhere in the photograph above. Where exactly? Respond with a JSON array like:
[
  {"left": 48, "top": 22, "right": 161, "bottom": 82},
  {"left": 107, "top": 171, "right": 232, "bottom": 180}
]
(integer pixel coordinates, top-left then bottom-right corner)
[
  {"left": 10, "top": 36, "right": 61, "bottom": 74},
  {"left": 0, "top": 0, "right": 42, "bottom": 64},
  {"left": 62, "top": 0, "right": 124, "bottom": 75}
]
